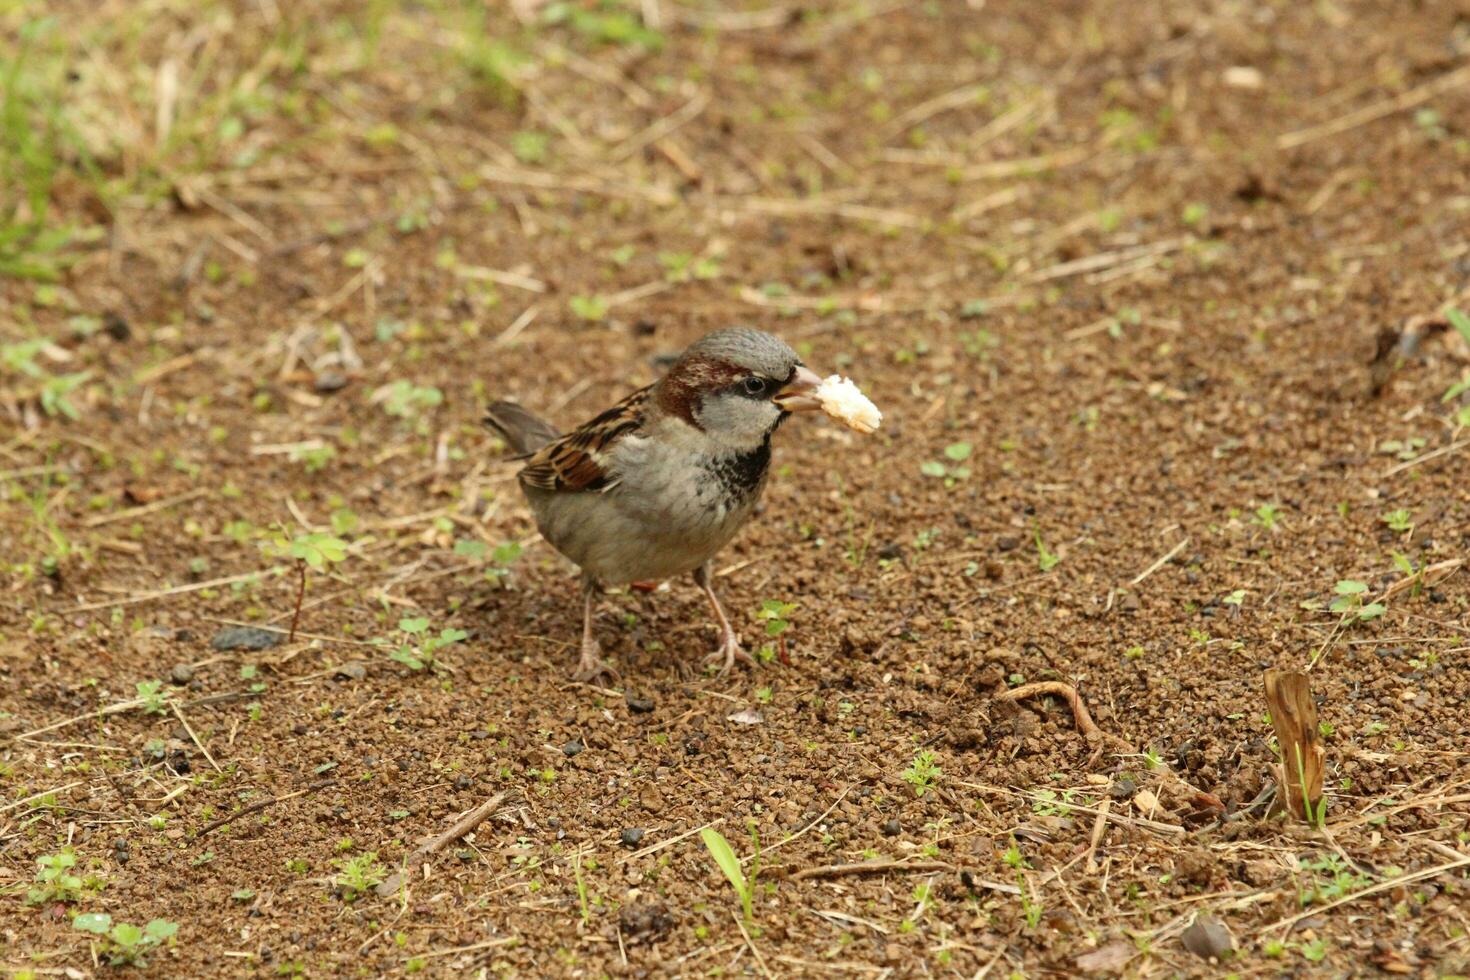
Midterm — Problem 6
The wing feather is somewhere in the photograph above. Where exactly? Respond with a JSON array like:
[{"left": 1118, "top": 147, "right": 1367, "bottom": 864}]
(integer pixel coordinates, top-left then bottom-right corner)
[{"left": 518, "top": 385, "right": 652, "bottom": 492}]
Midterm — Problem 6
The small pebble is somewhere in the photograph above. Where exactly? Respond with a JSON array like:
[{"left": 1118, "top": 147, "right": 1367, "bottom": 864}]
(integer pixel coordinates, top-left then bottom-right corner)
[
  {"left": 562, "top": 740, "right": 584, "bottom": 757},
  {"left": 210, "top": 626, "right": 282, "bottom": 652},
  {"left": 333, "top": 662, "right": 367, "bottom": 681},
  {"left": 169, "top": 663, "right": 194, "bottom": 684},
  {"left": 1180, "top": 916, "right": 1234, "bottom": 960},
  {"left": 454, "top": 774, "right": 472, "bottom": 790},
  {"left": 103, "top": 312, "right": 131, "bottom": 341},
  {"left": 620, "top": 828, "right": 645, "bottom": 848},
  {"left": 881, "top": 818, "right": 901, "bottom": 837},
  {"left": 313, "top": 371, "right": 348, "bottom": 393},
  {"left": 625, "top": 693, "right": 655, "bottom": 714}
]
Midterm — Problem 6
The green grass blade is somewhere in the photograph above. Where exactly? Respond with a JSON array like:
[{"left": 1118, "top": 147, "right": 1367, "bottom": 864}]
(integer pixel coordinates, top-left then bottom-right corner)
[{"left": 700, "top": 827, "right": 747, "bottom": 910}]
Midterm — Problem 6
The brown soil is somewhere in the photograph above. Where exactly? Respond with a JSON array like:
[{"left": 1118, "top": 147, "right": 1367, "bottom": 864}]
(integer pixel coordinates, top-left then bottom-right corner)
[{"left": 4, "top": 1, "right": 1470, "bottom": 976}]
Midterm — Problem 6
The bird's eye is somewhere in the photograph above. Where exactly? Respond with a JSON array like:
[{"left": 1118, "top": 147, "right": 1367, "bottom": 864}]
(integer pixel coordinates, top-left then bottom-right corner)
[{"left": 743, "top": 377, "right": 768, "bottom": 396}]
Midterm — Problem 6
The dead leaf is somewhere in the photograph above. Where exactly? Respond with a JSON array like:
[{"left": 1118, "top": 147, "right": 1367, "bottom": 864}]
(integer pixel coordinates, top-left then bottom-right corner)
[
  {"left": 1264, "top": 669, "right": 1324, "bottom": 822},
  {"left": 1075, "top": 941, "right": 1134, "bottom": 973}
]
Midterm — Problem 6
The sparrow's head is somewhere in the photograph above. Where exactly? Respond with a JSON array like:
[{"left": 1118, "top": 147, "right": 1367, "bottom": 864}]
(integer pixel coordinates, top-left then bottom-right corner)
[{"left": 656, "top": 327, "right": 824, "bottom": 450}]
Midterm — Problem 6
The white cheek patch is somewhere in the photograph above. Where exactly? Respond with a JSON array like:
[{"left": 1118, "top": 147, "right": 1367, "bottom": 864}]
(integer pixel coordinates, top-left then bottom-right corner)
[{"left": 814, "top": 375, "right": 882, "bottom": 434}]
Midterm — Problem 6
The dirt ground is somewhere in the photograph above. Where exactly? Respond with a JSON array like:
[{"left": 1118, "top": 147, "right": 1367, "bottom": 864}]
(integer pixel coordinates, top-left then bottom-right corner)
[{"left": 4, "top": 0, "right": 1470, "bottom": 976}]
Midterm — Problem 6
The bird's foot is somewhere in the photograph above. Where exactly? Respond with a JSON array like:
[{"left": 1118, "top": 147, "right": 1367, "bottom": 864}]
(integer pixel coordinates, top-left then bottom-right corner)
[
  {"left": 572, "top": 637, "right": 620, "bottom": 685},
  {"left": 703, "top": 632, "right": 755, "bottom": 677}
]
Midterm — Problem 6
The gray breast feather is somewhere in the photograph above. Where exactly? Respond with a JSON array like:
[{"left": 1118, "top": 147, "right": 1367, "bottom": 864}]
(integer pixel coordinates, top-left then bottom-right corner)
[{"left": 523, "top": 434, "right": 765, "bottom": 584}]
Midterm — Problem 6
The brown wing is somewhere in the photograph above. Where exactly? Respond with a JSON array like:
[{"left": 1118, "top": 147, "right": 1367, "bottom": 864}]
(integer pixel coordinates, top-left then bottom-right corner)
[{"left": 518, "top": 385, "right": 652, "bottom": 492}]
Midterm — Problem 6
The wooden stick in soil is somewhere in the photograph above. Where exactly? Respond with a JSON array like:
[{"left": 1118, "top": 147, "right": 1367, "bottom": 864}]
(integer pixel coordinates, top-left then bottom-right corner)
[
  {"left": 375, "top": 791, "right": 511, "bottom": 896},
  {"left": 288, "top": 561, "right": 306, "bottom": 643},
  {"left": 1263, "top": 668, "right": 1325, "bottom": 824}
]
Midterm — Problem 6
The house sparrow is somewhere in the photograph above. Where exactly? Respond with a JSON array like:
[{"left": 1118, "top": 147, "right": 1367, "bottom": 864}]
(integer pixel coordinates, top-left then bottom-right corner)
[{"left": 485, "top": 328, "right": 828, "bottom": 682}]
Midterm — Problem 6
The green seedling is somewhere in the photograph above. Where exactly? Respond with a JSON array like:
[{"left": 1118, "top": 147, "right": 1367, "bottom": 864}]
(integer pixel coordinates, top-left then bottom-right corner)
[
  {"left": 1380, "top": 509, "right": 1413, "bottom": 534},
  {"left": 1327, "top": 580, "right": 1384, "bottom": 622},
  {"left": 756, "top": 599, "right": 796, "bottom": 638},
  {"left": 919, "top": 442, "right": 972, "bottom": 487},
  {"left": 455, "top": 538, "right": 522, "bottom": 581},
  {"left": 545, "top": 3, "right": 664, "bottom": 49},
  {"left": 1390, "top": 553, "right": 1421, "bottom": 598},
  {"left": 378, "top": 380, "right": 443, "bottom": 419},
  {"left": 26, "top": 848, "right": 83, "bottom": 904},
  {"left": 754, "top": 599, "right": 797, "bottom": 664},
  {"left": 334, "top": 852, "right": 385, "bottom": 902},
  {"left": 903, "top": 749, "right": 941, "bottom": 796},
  {"left": 73, "top": 914, "right": 178, "bottom": 967},
  {"left": 657, "top": 251, "right": 720, "bottom": 282},
  {"left": 700, "top": 824, "right": 760, "bottom": 923},
  {"left": 510, "top": 130, "right": 549, "bottom": 164},
  {"left": 1252, "top": 503, "right": 1282, "bottom": 530},
  {"left": 388, "top": 616, "right": 468, "bottom": 672},
  {"left": 568, "top": 295, "right": 608, "bottom": 322},
  {"left": 136, "top": 680, "right": 168, "bottom": 715},
  {"left": 1034, "top": 530, "right": 1059, "bottom": 572},
  {"left": 262, "top": 531, "right": 348, "bottom": 643}
]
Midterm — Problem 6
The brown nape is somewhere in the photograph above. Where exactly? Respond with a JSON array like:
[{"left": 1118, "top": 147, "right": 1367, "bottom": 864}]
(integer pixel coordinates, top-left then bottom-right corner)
[{"left": 654, "top": 354, "right": 746, "bottom": 428}]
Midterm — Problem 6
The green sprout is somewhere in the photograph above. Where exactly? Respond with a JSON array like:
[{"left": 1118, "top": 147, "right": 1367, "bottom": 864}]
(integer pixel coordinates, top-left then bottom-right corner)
[
  {"left": 903, "top": 749, "right": 941, "bottom": 796},
  {"left": 334, "top": 852, "right": 385, "bottom": 902},
  {"left": 919, "top": 442, "right": 973, "bottom": 488},
  {"left": 1328, "top": 580, "right": 1384, "bottom": 622},
  {"left": 26, "top": 849, "right": 83, "bottom": 904},
  {"left": 700, "top": 823, "right": 760, "bottom": 923},
  {"left": 387, "top": 617, "right": 468, "bottom": 672}
]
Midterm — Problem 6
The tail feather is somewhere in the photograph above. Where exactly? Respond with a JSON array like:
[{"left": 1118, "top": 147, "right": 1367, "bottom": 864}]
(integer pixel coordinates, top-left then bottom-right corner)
[{"left": 484, "top": 400, "right": 560, "bottom": 456}]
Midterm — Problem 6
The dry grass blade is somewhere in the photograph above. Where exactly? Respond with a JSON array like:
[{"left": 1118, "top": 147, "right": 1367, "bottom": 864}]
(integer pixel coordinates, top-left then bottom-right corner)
[
  {"left": 1277, "top": 62, "right": 1470, "bottom": 149},
  {"left": 1264, "top": 669, "right": 1325, "bottom": 824},
  {"left": 1259, "top": 853, "right": 1470, "bottom": 934},
  {"left": 1128, "top": 536, "right": 1189, "bottom": 586},
  {"left": 791, "top": 859, "right": 953, "bottom": 881}
]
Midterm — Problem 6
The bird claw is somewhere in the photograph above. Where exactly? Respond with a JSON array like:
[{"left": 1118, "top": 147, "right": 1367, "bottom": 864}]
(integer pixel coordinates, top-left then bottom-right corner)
[
  {"left": 573, "top": 640, "right": 620, "bottom": 685},
  {"left": 703, "top": 634, "right": 755, "bottom": 677}
]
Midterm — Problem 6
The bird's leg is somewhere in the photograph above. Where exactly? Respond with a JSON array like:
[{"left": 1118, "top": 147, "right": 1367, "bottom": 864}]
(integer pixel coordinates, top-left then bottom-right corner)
[
  {"left": 573, "top": 575, "right": 619, "bottom": 684},
  {"left": 693, "top": 562, "right": 755, "bottom": 676}
]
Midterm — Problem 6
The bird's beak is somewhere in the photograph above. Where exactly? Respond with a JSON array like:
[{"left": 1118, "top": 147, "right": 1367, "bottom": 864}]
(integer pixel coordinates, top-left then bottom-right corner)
[{"left": 773, "top": 365, "right": 825, "bottom": 413}]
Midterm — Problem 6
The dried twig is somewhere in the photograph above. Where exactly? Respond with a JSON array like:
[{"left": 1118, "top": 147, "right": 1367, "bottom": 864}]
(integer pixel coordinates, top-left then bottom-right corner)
[
  {"left": 81, "top": 488, "right": 208, "bottom": 528},
  {"left": 791, "top": 859, "right": 953, "bottom": 881},
  {"left": 73, "top": 567, "right": 285, "bottom": 612},
  {"left": 1278, "top": 62, "right": 1470, "bottom": 149},
  {"left": 1128, "top": 537, "right": 1189, "bottom": 587},
  {"left": 376, "top": 791, "right": 512, "bottom": 896},
  {"left": 197, "top": 779, "right": 336, "bottom": 835},
  {"left": 622, "top": 818, "right": 725, "bottom": 863},
  {"left": 171, "top": 701, "right": 222, "bottom": 773},
  {"left": 733, "top": 913, "right": 775, "bottom": 980},
  {"left": 1384, "top": 439, "right": 1470, "bottom": 477},
  {"left": 610, "top": 91, "right": 709, "bottom": 162},
  {"left": 1084, "top": 796, "right": 1111, "bottom": 873}
]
